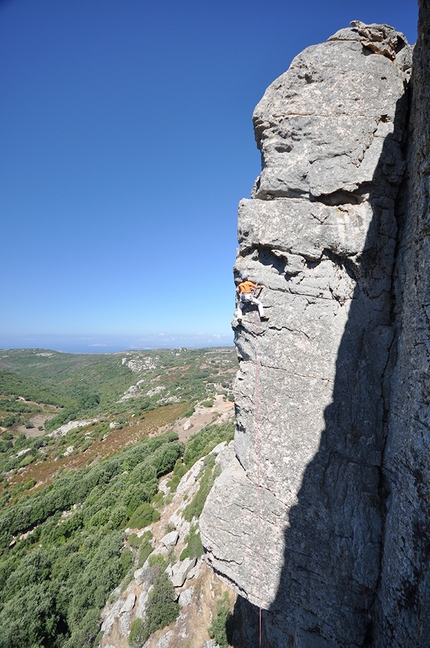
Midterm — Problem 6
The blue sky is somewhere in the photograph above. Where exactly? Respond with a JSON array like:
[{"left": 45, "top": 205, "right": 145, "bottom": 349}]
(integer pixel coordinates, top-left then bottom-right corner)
[{"left": 0, "top": 0, "right": 418, "bottom": 351}]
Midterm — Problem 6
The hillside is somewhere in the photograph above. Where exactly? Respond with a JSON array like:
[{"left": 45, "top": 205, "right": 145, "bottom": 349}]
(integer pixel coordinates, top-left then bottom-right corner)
[
  {"left": 0, "top": 347, "right": 236, "bottom": 496},
  {"left": 0, "top": 347, "right": 235, "bottom": 432},
  {"left": 0, "top": 347, "right": 237, "bottom": 648}
]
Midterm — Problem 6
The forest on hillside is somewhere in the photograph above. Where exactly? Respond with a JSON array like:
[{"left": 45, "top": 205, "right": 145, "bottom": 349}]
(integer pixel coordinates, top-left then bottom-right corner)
[{"left": 0, "top": 347, "right": 237, "bottom": 648}]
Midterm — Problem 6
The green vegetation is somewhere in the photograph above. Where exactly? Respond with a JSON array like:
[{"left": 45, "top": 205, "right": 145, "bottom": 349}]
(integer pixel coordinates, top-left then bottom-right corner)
[
  {"left": 130, "top": 568, "right": 179, "bottom": 646},
  {"left": 0, "top": 348, "right": 236, "bottom": 435},
  {"left": 128, "top": 502, "right": 159, "bottom": 528},
  {"left": 183, "top": 454, "right": 222, "bottom": 522},
  {"left": 0, "top": 433, "right": 183, "bottom": 549},
  {"left": 180, "top": 523, "right": 204, "bottom": 561},
  {"left": 0, "top": 347, "right": 236, "bottom": 648},
  {"left": 183, "top": 421, "right": 235, "bottom": 467},
  {"left": 0, "top": 395, "right": 45, "bottom": 430},
  {"left": 0, "top": 532, "right": 127, "bottom": 648},
  {"left": 137, "top": 531, "right": 154, "bottom": 567},
  {"left": 0, "top": 432, "right": 182, "bottom": 647},
  {"left": 45, "top": 387, "right": 101, "bottom": 432},
  {"left": 209, "top": 592, "right": 234, "bottom": 648},
  {"left": 128, "top": 554, "right": 179, "bottom": 648},
  {"left": 166, "top": 459, "right": 188, "bottom": 492},
  {"left": 0, "top": 368, "right": 68, "bottom": 406},
  {"left": 129, "top": 618, "right": 146, "bottom": 648}
]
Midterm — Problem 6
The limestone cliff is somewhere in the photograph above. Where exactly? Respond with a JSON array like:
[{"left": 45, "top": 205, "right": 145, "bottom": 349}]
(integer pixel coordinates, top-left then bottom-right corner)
[
  {"left": 374, "top": 3, "right": 430, "bottom": 646},
  {"left": 200, "top": 19, "right": 420, "bottom": 647}
]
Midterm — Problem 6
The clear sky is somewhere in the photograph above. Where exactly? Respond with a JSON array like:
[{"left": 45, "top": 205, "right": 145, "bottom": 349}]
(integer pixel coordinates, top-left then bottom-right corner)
[{"left": 0, "top": 0, "right": 418, "bottom": 351}]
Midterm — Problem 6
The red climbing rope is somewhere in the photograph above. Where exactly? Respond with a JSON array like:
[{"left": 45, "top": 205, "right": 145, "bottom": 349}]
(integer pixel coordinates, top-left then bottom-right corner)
[{"left": 254, "top": 310, "right": 263, "bottom": 647}]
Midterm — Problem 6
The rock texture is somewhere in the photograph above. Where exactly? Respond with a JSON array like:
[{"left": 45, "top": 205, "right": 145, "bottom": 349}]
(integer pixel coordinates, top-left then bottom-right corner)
[
  {"left": 373, "top": 3, "right": 430, "bottom": 646},
  {"left": 200, "top": 21, "right": 414, "bottom": 647}
]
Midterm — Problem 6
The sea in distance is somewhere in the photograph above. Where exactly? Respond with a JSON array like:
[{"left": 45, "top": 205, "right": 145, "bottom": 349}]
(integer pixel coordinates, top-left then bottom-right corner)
[{"left": 0, "top": 333, "right": 234, "bottom": 354}]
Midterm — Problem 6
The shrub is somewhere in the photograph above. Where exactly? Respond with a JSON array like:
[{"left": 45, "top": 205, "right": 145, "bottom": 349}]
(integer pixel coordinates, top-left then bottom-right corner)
[
  {"left": 140, "top": 570, "right": 179, "bottom": 642},
  {"left": 88, "top": 509, "right": 110, "bottom": 528},
  {"left": 203, "top": 453, "right": 216, "bottom": 470},
  {"left": 19, "top": 454, "right": 36, "bottom": 468},
  {"left": 182, "top": 405, "right": 195, "bottom": 418},
  {"left": 63, "top": 606, "right": 101, "bottom": 648},
  {"left": 182, "top": 461, "right": 219, "bottom": 522},
  {"left": 166, "top": 460, "right": 187, "bottom": 493},
  {"left": 149, "top": 442, "right": 184, "bottom": 477},
  {"left": 128, "top": 503, "right": 159, "bottom": 529},
  {"left": 147, "top": 553, "right": 167, "bottom": 570},
  {"left": 0, "top": 440, "right": 13, "bottom": 453},
  {"left": 123, "top": 483, "right": 156, "bottom": 517},
  {"left": 109, "top": 506, "right": 128, "bottom": 529},
  {"left": 23, "top": 478, "right": 36, "bottom": 491},
  {"left": 128, "top": 533, "right": 141, "bottom": 549},
  {"left": 138, "top": 532, "right": 154, "bottom": 567},
  {"left": 2, "top": 414, "right": 18, "bottom": 428},
  {"left": 129, "top": 618, "right": 145, "bottom": 648},
  {"left": 128, "top": 463, "right": 157, "bottom": 485},
  {"left": 93, "top": 630, "right": 104, "bottom": 647},
  {"left": 183, "top": 421, "right": 234, "bottom": 468},
  {"left": 14, "top": 433, "right": 27, "bottom": 449},
  {"left": 120, "top": 549, "right": 133, "bottom": 574},
  {"left": 151, "top": 492, "right": 164, "bottom": 507},
  {"left": 180, "top": 524, "right": 204, "bottom": 561},
  {"left": 209, "top": 592, "right": 234, "bottom": 648}
]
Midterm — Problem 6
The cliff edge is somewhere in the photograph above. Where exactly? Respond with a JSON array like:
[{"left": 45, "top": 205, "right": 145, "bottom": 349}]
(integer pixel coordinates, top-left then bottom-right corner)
[{"left": 200, "top": 19, "right": 418, "bottom": 648}]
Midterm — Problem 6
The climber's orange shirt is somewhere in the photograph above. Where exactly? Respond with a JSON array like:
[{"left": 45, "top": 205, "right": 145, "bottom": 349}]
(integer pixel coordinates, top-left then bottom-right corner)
[{"left": 238, "top": 280, "right": 256, "bottom": 294}]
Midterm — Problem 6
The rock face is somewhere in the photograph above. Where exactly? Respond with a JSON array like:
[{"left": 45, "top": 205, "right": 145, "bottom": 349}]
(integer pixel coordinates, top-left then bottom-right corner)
[
  {"left": 373, "top": 4, "right": 430, "bottom": 647},
  {"left": 200, "top": 21, "right": 415, "bottom": 647}
]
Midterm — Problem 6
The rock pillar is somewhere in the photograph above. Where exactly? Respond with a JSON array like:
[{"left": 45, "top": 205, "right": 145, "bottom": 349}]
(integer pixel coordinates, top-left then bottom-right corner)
[{"left": 201, "top": 22, "right": 412, "bottom": 647}]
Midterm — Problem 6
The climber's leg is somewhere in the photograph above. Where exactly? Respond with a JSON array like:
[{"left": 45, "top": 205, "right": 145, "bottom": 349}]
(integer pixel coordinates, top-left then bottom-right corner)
[
  {"left": 248, "top": 295, "right": 267, "bottom": 319},
  {"left": 235, "top": 300, "right": 244, "bottom": 321}
]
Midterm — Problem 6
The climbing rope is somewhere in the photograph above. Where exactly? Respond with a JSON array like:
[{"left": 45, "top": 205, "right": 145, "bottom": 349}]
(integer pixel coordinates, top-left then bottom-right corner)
[{"left": 253, "top": 309, "right": 263, "bottom": 647}]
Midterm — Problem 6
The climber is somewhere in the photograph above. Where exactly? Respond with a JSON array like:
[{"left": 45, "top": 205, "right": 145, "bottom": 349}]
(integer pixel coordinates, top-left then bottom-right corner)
[{"left": 235, "top": 274, "right": 269, "bottom": 322}]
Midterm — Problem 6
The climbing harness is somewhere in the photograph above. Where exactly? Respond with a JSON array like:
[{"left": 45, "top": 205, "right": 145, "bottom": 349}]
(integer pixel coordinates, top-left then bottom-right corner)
[{"left": 239, "top": 285, "right": 263, "bottom": 306}]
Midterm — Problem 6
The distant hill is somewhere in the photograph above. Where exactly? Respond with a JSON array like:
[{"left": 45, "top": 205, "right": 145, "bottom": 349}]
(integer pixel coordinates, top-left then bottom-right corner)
[
  {"left": 0, "top": 367, "right": 69, "bottom": 406},
  {"left": 0, "top": 347, "right": 236, "bottom": 433}
]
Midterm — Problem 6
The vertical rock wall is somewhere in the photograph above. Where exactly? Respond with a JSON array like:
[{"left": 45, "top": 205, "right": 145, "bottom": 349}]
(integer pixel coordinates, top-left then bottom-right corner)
[
  {"left": 374, "top": 2, "right": 430, "bottom": 646},
  {"left": 200, "top": 22, "right": 412, "bottom": 647}
]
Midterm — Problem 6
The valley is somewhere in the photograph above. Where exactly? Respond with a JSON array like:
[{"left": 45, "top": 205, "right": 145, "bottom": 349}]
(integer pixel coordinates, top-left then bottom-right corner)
[{"left": 0, "top": 346, "right": 237, "bottom": 648}]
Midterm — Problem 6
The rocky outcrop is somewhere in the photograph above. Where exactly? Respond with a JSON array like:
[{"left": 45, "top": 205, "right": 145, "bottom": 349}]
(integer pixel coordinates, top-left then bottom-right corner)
[
  {"left": 373, "top": 3, "right": 430, "bottom": 646},
  {"left": 99, "top": 444, "right": 235, "bottom": 648},
  {"left": 201, "top": 21, "right": 414, "bottom": 647}
]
